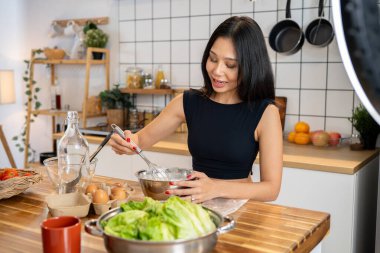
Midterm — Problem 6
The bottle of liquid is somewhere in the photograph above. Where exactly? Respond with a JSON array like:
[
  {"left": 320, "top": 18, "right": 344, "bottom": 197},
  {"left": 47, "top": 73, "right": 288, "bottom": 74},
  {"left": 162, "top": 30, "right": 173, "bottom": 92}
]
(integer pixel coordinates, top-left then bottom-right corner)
[
  {"left": 57, "top": 111, "right": 89, "bottom": 194},
  {"left": 54, "top": 77, "right": 62, "bottom": 110},
  {"left": 50, "top": 81, "right": 56, "bottom": 110},
  {"left": 155, "top": 66, "right": 165, "bottom": 89}
]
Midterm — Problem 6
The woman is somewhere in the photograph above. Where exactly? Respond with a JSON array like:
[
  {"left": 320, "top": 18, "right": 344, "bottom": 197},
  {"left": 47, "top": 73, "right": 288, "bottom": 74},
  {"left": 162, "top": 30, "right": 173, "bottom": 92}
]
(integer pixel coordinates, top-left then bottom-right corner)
[{"left": 109, "top": 16, "right": 283, "bottom": 203}]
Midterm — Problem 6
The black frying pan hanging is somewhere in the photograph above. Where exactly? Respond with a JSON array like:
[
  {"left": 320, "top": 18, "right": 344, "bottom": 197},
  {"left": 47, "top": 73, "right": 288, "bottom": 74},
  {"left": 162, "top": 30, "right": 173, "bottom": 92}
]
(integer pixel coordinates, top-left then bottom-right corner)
[
  {"left": 305, "top": 0, "right": 334, "bottom": 47},
  {"left": 269, "top": 0, "right": 304, "bottom": 55}
]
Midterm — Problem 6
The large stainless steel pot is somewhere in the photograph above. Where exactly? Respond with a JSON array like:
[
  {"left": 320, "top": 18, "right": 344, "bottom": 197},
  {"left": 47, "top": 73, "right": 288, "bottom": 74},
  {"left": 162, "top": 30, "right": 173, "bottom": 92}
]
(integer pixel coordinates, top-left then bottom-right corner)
[{"left": 85, "top": 206, "right": 235, "bottom": 253}]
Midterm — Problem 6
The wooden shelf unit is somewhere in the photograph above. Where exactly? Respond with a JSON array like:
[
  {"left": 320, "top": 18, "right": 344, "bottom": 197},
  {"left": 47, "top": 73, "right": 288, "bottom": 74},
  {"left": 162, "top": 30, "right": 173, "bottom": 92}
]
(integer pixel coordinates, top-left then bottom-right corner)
[{"left": 24, "top": 47, "right": 110, "bottom": 167}]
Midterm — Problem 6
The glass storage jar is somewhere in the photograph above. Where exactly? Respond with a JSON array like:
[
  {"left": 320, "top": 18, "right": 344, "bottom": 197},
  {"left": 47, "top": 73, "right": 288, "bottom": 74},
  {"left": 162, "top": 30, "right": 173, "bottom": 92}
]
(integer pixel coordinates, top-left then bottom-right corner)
[
  {"left": 126, "top": 67, "right": 143, "bottom": 89},
  {"left": 129, "top": 108, "right": 139, "bottom": 130}
]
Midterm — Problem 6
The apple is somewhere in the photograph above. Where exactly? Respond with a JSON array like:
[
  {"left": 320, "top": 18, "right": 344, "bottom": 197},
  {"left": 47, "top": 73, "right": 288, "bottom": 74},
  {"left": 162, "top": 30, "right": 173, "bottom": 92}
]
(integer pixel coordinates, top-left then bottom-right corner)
[
  {"left": 328, "top": 132, "right": 342, "bottom": 147},
  {"left": 309, "top": 130, "right": 324, "bottom": 140},
  {"left": 311, "top": 131, "right": 330, "bottom": 147}
]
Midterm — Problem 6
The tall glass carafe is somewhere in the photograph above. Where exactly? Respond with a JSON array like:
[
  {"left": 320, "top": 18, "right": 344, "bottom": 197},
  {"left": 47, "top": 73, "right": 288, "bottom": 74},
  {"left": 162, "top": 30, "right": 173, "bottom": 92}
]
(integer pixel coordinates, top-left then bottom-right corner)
[{"left": 57, "top": 111, "right": 89, "bottom": 194}]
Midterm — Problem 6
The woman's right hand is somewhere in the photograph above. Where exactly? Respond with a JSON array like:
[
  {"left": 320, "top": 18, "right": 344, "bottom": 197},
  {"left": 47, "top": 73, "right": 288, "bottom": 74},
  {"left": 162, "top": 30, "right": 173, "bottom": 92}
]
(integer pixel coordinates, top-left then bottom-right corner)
[{"left": 109, "top": 130, "right": 137, "bottom": 155}]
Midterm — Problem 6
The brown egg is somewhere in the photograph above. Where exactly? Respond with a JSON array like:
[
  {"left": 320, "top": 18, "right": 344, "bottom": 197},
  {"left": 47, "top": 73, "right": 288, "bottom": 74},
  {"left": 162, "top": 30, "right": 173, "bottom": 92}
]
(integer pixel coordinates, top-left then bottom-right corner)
[
  {"left": 93, "top": 189, "right": 109, "bottom": 204},
  {"left": 85, "top": 183, "right": 98, "bottom": 195},
  {"left": 110, "top": 187, "right": 127, "bottom": 200},
  {"left": 111, "top": 186, "right": 124, "bottom": 195},
  {"left": 113, "top": 182, "right": 123, "bottom": 188}
]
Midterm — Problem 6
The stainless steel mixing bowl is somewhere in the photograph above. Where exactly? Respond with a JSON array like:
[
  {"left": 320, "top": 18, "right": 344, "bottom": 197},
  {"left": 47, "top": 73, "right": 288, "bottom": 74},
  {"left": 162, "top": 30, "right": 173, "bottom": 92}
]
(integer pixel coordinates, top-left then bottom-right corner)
[
  {"left": 85, "top": 206, "right": 235, "bottom": 253},
  {"left": 136, "top": 167, "right": 192, "bottom": 201}
]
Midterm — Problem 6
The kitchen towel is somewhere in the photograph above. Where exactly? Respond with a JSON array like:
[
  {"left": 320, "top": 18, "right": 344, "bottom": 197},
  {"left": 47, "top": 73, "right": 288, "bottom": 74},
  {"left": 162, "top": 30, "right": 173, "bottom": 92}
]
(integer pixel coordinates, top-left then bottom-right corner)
[{"left": 202, "top": 198, "right": 248, "bottom": 216}]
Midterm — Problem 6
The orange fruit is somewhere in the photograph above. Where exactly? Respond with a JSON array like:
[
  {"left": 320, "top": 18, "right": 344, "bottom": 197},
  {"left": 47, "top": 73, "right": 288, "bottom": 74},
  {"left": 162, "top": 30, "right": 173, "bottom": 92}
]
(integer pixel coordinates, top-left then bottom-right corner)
[
  {"left": 295, "top": 121, "right": 310, "bottom": 133},
  {"left": 287, "top": 131, "right": 296, "bottom": 142},
  {"left": 294, "top": 132, "right": 310, "bottom": 145}
]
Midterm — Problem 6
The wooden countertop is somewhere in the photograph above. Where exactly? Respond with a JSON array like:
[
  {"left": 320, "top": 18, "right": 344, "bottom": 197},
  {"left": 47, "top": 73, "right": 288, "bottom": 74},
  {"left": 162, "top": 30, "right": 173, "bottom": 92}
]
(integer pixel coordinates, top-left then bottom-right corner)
[
  {"left": 53, "top": 133, "right": 379, "bottom": 175},
  {"left": 0, "top": 171, "right": 330, "bottom": 253}
]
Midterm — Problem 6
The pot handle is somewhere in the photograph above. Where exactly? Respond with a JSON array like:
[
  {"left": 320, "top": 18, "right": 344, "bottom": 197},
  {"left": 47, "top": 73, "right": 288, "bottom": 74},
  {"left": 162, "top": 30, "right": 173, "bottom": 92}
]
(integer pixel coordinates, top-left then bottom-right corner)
[
  {"left": 85, "top": 219, "right": 103, "bottom": 237},
  {"left": 217, "top": 215, "right": 236, "bottom": 235}
]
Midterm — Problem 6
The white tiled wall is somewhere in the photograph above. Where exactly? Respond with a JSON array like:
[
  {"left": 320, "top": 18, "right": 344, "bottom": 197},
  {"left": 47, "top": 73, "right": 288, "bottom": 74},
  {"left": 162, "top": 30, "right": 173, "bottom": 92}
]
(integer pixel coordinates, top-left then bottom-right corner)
[{"left": 118, "top": 0, "right": 357, "bottom": 135}]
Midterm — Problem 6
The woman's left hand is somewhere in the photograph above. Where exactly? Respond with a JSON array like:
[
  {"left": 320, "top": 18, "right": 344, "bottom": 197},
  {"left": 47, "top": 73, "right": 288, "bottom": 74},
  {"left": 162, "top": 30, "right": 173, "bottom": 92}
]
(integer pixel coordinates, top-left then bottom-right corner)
[{"left": 167, "top": 171, "right": 219, "bottom": 203}]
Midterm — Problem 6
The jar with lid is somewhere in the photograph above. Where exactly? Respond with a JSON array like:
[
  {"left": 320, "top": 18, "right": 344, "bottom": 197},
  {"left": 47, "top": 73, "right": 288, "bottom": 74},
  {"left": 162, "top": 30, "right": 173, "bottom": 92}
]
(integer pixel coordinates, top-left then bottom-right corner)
[
  {"left": 126, "top": 67, "right": 143, "bottom": 89},
  {"left": 141, "top": 72, "right": 153, "bottom": 89},
  {"left": 129, "top": 108, "right": 139, "bottom": 130}
]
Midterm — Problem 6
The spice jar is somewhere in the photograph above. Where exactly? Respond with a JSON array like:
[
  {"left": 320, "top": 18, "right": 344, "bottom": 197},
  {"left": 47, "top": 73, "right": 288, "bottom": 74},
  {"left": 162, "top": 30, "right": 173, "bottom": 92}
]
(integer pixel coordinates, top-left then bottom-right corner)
[{"left": 126, "top": 67, "right": 143, "bottom": 89}]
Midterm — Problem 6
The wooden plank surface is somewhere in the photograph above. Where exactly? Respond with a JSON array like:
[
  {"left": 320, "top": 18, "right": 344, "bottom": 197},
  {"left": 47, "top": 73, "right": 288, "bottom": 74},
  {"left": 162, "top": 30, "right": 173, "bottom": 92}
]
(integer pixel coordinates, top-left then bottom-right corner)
[{"left": 0, "top": 169, "right": 329, "bottom": 253}]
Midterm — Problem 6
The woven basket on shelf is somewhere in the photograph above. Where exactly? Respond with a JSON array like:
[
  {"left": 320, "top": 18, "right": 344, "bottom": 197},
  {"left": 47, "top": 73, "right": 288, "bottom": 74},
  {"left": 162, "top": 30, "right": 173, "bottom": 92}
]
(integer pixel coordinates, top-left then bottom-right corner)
[
  {"left": 0, "top": 169, "right": 42, "bottom": 200},
  {"left": 43, "top": 48, "right": 66, "bottom": 60}
]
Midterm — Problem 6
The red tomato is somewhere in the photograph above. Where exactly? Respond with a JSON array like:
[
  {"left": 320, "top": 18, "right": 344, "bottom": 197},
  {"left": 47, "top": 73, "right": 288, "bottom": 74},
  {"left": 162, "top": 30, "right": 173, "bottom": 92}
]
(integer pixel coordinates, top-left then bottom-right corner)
[
  {"left": 2, "top": 169, "right": 18, "bottom": 180},
  {"left": 2, "top": 175, "right": 14, "bottom": 181}
]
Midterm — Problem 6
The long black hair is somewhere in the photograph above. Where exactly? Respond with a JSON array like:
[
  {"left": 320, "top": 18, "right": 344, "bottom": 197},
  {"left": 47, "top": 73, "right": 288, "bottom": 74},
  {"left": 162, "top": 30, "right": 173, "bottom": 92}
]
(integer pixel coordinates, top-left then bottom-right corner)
[{"left": 201, "top": 16, "right": 274, "bottom": 103}]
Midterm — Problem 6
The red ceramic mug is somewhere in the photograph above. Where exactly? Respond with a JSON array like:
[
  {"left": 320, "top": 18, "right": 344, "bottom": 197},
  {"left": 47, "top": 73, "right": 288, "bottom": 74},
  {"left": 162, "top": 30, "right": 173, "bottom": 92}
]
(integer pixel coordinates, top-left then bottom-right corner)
[{"left": 41, "top": 216, "right": 81, "bottom": 253}]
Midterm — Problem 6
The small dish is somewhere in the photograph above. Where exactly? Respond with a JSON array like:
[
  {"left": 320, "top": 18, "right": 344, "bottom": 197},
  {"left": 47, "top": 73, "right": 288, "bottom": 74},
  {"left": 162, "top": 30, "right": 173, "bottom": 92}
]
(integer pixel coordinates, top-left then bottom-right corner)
[{"left": 46, "top": 192, "right": 91, "bottom": 217}]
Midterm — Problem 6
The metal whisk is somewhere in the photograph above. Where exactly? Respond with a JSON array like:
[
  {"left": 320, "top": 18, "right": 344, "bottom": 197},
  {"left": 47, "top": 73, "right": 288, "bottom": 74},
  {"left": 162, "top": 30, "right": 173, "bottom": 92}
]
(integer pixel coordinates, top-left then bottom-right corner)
[{"left": 111, "top": 124, "right": 169, "bottom": 180}]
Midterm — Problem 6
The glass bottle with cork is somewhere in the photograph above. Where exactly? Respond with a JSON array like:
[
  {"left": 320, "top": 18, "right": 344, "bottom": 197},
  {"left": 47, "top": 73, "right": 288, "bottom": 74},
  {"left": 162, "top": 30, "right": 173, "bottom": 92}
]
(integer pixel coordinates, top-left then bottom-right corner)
[{"left": 57, "top": 111, "right": 89, "bottom": 194}]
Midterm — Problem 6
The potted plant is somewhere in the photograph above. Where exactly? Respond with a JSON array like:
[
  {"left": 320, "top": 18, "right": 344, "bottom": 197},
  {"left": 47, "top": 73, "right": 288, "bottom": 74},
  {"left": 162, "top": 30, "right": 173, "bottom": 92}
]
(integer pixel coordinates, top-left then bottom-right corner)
[
  {"left": 83, "top": 28, "right": 108, "bottom": 59},
  {"left": 99, "top": 84, "right": 131, "bottom": 127},
  {"left": 349, "top": 104, "right": 380, "bottom": 149}
]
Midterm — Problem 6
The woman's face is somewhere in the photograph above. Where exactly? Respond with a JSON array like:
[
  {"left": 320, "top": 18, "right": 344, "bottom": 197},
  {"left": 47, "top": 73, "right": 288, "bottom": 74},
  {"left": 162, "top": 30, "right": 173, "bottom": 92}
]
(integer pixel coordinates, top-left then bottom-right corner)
[{"left": 206, "top": 37, "right": 239, "bottom": 97}]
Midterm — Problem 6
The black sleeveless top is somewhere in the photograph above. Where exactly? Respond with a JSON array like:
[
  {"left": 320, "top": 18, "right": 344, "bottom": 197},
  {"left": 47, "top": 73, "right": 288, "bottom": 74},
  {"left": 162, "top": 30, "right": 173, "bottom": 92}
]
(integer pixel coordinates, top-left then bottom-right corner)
[{"left": 183, "top": 89, "right": 274, "bottom": 179}]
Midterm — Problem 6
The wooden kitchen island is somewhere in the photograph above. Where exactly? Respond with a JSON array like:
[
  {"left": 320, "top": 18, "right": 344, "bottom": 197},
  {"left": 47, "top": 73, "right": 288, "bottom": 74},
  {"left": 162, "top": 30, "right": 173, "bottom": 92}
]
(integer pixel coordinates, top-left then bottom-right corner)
[{"left": 0, "top": 171, "right": 329, "bottom": 253}]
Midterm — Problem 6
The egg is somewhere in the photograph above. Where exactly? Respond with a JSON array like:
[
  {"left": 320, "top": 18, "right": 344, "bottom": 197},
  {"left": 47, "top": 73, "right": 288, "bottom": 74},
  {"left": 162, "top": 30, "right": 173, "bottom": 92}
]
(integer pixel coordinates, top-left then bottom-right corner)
[
  {"left": 85, "top": 183, "right": 98, "bottom": 195},
  {"left": 110, "top": 187, "right": 127, "bottom": 200},
  {"left": 93, "top": 189, "right": 109, "bottom": 204},
  {"left": 113, "top": 182, "right": 123, "bottom": 188},
  {"left": 111, "top": 186, "right": 123, "bottom": 195}
]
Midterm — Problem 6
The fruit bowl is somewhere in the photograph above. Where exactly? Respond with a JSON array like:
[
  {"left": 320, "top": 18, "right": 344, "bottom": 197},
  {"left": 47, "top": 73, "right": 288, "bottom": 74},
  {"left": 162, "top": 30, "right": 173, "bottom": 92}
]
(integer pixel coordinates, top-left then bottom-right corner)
[{"left": 0, "top": 169, "right": 42, "bottom": 200}]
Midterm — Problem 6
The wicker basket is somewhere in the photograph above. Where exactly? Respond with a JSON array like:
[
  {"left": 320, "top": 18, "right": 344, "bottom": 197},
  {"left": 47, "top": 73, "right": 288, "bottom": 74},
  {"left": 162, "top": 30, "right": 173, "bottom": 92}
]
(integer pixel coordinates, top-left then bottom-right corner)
[
  {"left": 0, "top": 169, "right": 42, "bottom": 200},
  {"left": 44, "top": 48, "right": 66, "bottom": 60}
]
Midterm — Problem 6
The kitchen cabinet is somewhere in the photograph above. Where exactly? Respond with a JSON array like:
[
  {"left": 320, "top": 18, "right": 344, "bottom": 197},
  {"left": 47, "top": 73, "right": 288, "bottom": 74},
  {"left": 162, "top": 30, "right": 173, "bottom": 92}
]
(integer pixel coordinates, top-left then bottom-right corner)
[
  {"left": 252, "top": 155, "right": 379, "bottom": 253},
  {"left": 24, "top": 48, "right": 110, "bottom": 167}
]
